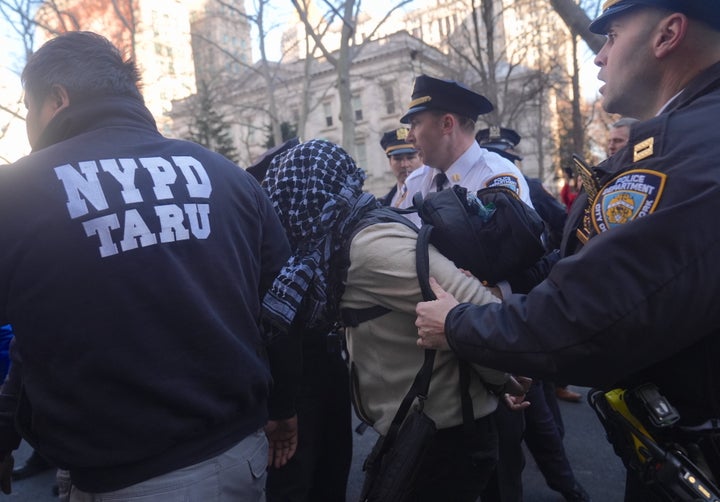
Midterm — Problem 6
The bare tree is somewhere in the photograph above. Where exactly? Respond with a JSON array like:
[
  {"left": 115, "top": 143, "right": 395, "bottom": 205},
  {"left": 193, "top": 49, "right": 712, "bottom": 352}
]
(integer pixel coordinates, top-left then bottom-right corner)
[
  {"left": 0, "top": 0, "right": 41, "bottom": 63},
  {"left": 443, "top": 0, "right": 570, "bottom": 179},
  {"left": 290, "top": 0, "right": 413, "bottom": 157},
  {"left": 0, "top": 0, "right": 39, "bottom": 151},
  {"left": 550, "top": 0, "right": 604, "bottom": 53}
]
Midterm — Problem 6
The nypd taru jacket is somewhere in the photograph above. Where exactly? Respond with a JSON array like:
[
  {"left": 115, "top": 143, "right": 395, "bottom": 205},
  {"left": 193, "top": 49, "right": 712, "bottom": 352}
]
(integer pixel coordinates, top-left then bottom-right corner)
[
  {"left": 443, "top": 60, "right": 720, "bottom": 425},
  {"left": 0, "top": 95, "right": 295, "bottom": 491}
]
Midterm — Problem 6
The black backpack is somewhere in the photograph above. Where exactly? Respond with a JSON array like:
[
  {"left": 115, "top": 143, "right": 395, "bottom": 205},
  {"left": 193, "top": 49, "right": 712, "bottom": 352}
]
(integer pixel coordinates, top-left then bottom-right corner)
[
  {"left": 340, "top": 184, "right": 546, "bottom": 327},
  {"left": 415, "top": 185, "right": 546, "bottom": 285}
]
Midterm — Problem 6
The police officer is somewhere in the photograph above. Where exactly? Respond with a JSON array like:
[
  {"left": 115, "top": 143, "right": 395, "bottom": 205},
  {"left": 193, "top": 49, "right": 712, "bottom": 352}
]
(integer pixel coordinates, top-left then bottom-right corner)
[
  {"left": 398, "top": 75, "right": 533, "bottom": 227},
  {"left": 606, "top": 117, "right": 639, "bottom": 157},
  {"left": 416, "top": 1, "right": 720, "bottom": 500},
  {"left": 378, "top": 127, "right": 423, "bottom": 207}
]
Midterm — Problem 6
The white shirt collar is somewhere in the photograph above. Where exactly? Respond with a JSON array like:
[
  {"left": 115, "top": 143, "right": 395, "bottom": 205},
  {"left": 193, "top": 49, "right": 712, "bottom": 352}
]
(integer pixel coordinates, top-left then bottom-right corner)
[{"left": 440, "top": 142, "right": 482, "bottom": 186}]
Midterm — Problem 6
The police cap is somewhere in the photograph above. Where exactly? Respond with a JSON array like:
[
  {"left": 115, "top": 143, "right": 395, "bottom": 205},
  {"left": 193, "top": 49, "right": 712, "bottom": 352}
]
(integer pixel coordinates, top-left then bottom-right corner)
[
  {"left": 476, "top": 126, "right": 523, "bottom": 162},
  {"left": 400, "top": 74, "right": 493, "bottom": 124},
  {"left": 476, "top": 126, "right": 521, "bottom": 150},
  {"left": 589, "top": 0, "right": 720, "bottom": 34},
  {"left": 380, "top": 128, "right": 418, "bottom": 156}
]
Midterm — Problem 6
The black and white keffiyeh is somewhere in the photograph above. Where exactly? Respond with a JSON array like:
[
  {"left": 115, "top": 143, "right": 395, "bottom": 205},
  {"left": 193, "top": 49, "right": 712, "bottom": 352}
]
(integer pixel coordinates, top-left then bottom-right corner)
[{"left": 261, "top": 139, "right": 380, "bottom": 334}]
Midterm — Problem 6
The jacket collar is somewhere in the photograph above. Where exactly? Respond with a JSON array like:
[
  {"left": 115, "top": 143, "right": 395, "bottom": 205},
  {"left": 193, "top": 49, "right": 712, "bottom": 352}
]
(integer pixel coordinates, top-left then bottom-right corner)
[{"left": 33, "top": 95, "right": 158, "bottom": 152}]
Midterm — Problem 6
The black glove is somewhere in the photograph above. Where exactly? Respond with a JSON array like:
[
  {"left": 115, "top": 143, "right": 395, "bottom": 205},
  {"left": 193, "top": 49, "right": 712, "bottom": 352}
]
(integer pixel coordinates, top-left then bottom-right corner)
[{"left": 505, "top": 250, "right": 560, "bottom": 294}]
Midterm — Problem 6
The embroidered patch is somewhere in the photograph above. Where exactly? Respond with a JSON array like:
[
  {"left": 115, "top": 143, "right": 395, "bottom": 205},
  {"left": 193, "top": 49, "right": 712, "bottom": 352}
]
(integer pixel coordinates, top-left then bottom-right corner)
[
  {"left": 592, "top": 169, "right": 666, "bottom": 233},
  {"left": 486, "top": 174, "right": 520, "bottom": 194}
]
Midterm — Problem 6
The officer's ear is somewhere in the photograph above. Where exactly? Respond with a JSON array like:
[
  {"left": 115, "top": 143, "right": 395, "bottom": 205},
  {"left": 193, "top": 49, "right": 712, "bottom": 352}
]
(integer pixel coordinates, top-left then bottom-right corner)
[
  {"left": 654, "top": 12, "right": 687, "bottom": 58},
  {"left": 440, "top": 113, "right": 455, "bottom": 134}
]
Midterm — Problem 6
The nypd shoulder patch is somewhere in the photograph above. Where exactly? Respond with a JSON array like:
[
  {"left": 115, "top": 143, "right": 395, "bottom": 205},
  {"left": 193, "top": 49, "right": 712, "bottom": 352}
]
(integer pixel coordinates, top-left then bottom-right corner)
[
  {"left": 591, "top": 169, "right": 666, "bottom": 233},
  {"left": 486, "top": 174, "right": 520, "bottom": 194}
]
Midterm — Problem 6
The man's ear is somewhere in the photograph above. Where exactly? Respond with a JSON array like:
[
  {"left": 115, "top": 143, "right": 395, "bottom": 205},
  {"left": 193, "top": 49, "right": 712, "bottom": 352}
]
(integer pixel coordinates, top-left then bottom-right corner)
[
  {"left": 440, "top": 113, "right": 455, "bottom": 134},
  {"left": 48, "top": 84, "right": 70, "bottom": 114},
  {"left": 654, "top": 13, "right": 687, "bottom": 58}
]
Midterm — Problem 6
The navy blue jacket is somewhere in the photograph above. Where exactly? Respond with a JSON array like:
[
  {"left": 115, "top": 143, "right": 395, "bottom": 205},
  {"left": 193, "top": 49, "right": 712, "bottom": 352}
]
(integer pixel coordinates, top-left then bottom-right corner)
[
  {"left": 0, "top": 95, "right": 293, "bottom": 491},
  {"left": 445, "top": 61, "right": 720, "bottom": 425}
]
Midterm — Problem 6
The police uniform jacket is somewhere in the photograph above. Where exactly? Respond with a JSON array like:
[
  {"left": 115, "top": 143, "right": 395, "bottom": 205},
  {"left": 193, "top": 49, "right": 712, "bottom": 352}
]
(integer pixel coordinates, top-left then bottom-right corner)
[
  {"left": 341, "top": 222, "right": 508, "bottom": 435},
  {"left": 443, "top": 60, "right": 720, "bottom": 425}
]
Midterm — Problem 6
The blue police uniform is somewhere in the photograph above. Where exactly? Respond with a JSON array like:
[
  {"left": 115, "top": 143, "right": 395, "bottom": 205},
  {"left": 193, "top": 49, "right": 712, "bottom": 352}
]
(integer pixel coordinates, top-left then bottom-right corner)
[{"left": 442, "top": 53, "right": 720, "bottom": 495}]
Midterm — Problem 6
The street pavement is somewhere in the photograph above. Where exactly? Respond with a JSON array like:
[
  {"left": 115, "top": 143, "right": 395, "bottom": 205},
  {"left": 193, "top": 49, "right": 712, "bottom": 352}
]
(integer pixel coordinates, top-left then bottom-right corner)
[{"left": 6, "top": 385, "right": 626, "bottom": 501}]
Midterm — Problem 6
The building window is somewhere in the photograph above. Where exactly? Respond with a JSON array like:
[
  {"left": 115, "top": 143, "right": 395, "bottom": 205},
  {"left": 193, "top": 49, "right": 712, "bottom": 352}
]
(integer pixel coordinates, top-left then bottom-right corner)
[
  {"left": 352, "top": 94, "right": 363, "bottom": 121},
  {"left": 381, "top": 84, "right": 395, "bottom": 114},
  {"left": 323, "top": 102, "right": 333, "bottom": 127}
]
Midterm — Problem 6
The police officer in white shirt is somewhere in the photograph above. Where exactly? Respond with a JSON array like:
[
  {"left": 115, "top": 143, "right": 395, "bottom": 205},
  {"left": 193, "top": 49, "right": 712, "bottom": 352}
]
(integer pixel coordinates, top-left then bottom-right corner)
[{"left": 398, "top": 75, "right": 533, "bottom": 226}]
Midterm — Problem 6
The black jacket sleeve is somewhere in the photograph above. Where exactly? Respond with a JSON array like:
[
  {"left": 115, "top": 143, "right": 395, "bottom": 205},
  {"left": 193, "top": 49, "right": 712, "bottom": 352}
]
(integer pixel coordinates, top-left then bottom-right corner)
[{"left": 444, "top": 198, "right": 720, "bottom": 389}]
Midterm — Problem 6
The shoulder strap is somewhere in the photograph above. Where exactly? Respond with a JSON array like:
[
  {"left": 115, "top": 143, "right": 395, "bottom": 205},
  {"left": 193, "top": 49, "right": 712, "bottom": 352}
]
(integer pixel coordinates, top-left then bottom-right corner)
[
  {"left": 416, "top": 223, "right": 475, "bottom": 436},
  {"left": 379, "top": 223, "right": 437, "bottom": 450}
]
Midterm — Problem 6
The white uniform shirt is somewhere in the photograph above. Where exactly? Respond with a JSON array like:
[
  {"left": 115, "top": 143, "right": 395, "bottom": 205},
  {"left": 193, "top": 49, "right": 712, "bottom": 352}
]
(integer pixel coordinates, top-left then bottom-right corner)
[{"left": 399, "top": 142, "right": 533, "bottom": 226}]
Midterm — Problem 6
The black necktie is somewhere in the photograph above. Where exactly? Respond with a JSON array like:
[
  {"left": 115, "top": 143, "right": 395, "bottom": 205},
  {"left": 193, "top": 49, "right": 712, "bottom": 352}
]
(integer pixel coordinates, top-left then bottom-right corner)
[{"left": 435, "top": 172, "right": 448, "bottom": 192}]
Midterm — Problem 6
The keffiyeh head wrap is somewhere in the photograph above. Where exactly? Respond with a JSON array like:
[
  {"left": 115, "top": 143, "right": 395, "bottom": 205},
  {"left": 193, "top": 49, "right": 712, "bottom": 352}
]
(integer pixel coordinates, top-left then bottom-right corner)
[{"left": 261, "top": 139, "right": 380, "bottom": 334}]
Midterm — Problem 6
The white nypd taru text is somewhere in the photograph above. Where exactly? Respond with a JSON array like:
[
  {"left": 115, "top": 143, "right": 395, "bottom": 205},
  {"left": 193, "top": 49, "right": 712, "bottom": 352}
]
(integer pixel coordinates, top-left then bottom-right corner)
[{"left": 54, "top": 155, "right": 212, "bottom": 258}]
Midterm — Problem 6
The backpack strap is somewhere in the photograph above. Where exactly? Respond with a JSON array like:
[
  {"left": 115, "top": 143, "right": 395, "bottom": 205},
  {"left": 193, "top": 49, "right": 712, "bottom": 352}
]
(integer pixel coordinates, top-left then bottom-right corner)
[
  {"left": 348, "top": 211, "right": 475, "bottom": 438},
  {"left": 378, "top": 223, "right": 437, "bottom": 452},
  {"left": 341, "top": 305, "right": 391, "bottom": 328}
]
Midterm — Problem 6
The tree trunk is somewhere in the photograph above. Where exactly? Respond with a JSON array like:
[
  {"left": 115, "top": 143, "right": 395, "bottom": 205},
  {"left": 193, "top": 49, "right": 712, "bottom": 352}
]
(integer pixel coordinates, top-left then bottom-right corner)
[
  {"left": 549, "top": 0, "right": 605, "bottom": 54},
  {"left": 337, "top": 0, "right": 356, "bottom": 158}
]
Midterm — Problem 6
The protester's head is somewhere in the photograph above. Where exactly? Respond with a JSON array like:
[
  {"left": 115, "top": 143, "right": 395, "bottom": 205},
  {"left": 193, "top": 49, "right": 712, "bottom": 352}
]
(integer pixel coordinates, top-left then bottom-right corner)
[
  {"left": 401, "top": 75, "right": 493, "bottom": 171},
  {"left": 591, "top": 0, "right": 720, "bottom": 119},
  {"left": 262, "top": 139, "right": 368, "bottom": 250},
  {"left": 261, "top": 139, "right": 378, "bottom": 333},
  {"left": 22, "top": 31, "right": 142, "bottom": 148},
  {"left": 380, "top": 127, "right": 422, "bottom": 185},
  {"left": 607, "top": 117, "right": 639, "bottom": 156}
]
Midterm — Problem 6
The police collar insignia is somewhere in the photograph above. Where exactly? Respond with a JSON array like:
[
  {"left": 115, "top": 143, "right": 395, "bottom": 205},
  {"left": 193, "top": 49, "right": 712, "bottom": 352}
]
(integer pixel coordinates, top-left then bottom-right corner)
[
  {"left": 592, "top": 169, "right": 667, "bottom": 234},
  {"left": 486, "top": 173, "right": 520, "bottom": 194},
  {"left": 633, "top": 137, "right": 654, "bottom": 163}
]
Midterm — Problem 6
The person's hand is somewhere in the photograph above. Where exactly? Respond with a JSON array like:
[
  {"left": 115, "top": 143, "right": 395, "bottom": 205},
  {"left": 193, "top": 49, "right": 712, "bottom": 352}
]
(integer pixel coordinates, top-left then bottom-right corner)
[
  {"left": 505, "top": 375, "right": 532, "bottom": 396},
  {"left": 264, "top": 415, "right": 298, "bottom": 469},
  {"left": 503, "top": 393, "right": 531, "bottom": 412},
  {"left": 416, "top": 277, "right": 459, "bottom": 350},
  {"left": 500, "top": 376, "right": 532, "bottom": 412},
  {"left": 0, "top": 454, "right": 13, "bottom": 494}
]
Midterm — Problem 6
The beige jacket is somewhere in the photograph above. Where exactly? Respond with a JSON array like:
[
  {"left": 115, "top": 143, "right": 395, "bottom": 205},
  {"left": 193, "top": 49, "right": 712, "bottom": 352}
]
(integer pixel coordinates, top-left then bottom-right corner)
[{"left": 341, "top": 222, "right": 507, "bottom": 435}]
